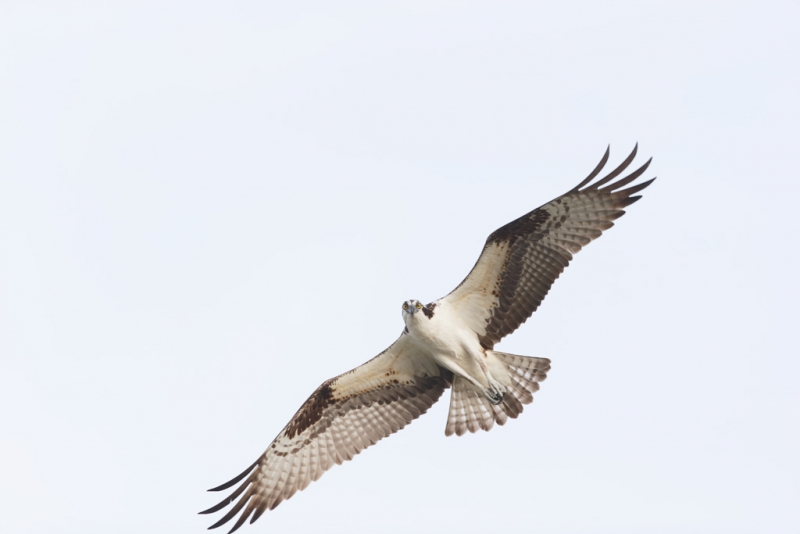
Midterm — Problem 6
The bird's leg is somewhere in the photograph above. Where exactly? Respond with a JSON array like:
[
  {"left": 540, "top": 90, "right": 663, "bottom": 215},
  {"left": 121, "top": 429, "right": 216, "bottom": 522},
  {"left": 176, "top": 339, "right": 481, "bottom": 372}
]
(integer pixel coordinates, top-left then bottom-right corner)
[
  {"left": 430, "top": 351, "right": 499, "bottom": 401},
  {"left": 473, "top": 350, "right": 506, "bottom": 405},
  {"left": 432, "top": 347, "right": 506, "bottom": 404}
]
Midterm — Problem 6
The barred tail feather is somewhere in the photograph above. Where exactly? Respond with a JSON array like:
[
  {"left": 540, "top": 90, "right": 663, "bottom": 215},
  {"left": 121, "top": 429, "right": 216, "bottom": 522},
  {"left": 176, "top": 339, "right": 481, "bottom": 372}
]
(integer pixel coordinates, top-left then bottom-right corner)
[
  {"left": 444, "top": 352, "right": 550, "bottom": 437},
  {"left": 494, "top": 352, "right": 550, "bottom": 402},
  {"left": 445, "top": 377, "right": 493, "bottom": 436}
]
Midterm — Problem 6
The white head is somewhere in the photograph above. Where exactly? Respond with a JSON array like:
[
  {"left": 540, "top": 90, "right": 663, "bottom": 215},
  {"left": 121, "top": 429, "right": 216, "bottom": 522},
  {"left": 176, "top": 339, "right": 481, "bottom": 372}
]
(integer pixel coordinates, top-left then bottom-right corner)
[{"left": 402, "top": 299, "right": 423, "bottom": 317}]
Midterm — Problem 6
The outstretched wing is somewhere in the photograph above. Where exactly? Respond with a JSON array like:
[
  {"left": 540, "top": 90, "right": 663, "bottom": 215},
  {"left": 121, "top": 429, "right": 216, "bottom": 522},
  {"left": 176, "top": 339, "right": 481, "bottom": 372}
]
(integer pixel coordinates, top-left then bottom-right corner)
[
  {"left": 200, "top": 335, "right": 451, "bottom": 533},
  {"left": 440, "top": 145, "right": 655, "bottom": 349}
]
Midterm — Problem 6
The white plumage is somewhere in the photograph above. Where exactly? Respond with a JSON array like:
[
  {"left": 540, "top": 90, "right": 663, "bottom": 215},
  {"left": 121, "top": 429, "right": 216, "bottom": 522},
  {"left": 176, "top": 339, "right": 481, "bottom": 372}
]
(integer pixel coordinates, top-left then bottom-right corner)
[{"left": 201, "top": 146, "right": 655, "bottom": 532}]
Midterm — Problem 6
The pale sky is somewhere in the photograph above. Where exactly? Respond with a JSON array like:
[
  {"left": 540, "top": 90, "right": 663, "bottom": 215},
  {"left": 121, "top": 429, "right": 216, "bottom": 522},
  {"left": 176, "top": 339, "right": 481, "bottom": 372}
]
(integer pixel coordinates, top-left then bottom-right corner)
[{"left": 1, "top": 2, "right": 798, "bottom": 533}]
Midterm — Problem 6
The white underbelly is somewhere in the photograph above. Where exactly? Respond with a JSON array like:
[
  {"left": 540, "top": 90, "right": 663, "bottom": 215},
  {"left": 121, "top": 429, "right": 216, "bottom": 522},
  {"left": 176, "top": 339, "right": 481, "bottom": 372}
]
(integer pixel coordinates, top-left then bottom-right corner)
[{"left": 407, "top": 310, "right": 489, "bottom": 386}]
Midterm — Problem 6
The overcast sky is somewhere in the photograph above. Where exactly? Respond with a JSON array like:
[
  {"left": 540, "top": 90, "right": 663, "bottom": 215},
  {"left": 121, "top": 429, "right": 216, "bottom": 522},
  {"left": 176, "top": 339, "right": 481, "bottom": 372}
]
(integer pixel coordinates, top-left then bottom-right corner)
[{"left": 1, "top": 2, "right": 799, "bottom": 533}]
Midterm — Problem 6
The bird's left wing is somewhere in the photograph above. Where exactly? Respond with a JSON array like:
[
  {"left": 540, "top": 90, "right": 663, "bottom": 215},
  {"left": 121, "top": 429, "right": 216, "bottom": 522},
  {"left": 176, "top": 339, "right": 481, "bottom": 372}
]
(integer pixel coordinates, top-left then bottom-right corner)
[
  {"left": 200, "top": 335, "right": 450, "bottom": 532},
  {"left": 439, "top": 145, "right": 655, "bottom": 349}
]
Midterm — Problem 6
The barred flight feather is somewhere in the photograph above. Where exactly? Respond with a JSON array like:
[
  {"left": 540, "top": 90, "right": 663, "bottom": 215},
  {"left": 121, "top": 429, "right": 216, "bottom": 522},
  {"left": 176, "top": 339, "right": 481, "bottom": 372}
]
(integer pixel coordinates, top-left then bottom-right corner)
[
  {"left": 201, "top": 337, "right": 452, "bottom": 532},
  {"left": 202, "top": 146, "right": 655, "bottom": 531},
  {"left": 442, "top": 144, "right": 654, "bottom": 349}
]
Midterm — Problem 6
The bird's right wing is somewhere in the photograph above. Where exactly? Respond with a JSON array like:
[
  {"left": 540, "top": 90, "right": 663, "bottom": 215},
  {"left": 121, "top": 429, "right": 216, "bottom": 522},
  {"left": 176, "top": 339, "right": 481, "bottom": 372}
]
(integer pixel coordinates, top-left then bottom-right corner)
[{"left": 200, "top": 335, "right": 451, "bottom": 532}]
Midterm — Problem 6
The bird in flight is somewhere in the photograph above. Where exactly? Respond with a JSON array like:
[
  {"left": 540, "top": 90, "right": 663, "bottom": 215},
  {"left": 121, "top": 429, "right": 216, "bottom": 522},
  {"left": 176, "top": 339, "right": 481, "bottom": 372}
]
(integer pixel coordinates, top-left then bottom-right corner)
[{"left": 201, "top": 146, "right": 655, "bottom": 532}]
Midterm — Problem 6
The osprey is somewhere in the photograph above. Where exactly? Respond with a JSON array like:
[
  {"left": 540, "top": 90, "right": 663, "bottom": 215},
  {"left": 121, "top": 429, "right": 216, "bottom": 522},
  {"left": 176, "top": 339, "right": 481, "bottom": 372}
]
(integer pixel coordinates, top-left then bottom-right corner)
[{"left": 201, "top": 146, "right": 655, "bottom": 532}]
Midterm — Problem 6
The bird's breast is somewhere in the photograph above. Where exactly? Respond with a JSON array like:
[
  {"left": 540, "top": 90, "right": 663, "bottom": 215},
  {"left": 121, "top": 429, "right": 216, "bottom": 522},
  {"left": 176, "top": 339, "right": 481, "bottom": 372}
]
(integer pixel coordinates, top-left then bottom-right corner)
[{"left": 407, "top": 307, "right": 468, "bottom": 356}]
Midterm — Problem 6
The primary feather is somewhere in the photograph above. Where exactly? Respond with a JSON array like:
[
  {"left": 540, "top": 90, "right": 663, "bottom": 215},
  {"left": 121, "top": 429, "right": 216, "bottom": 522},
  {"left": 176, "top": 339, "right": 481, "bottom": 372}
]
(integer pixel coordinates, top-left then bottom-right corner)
[
  {"left": 442, "top": 144, "right": 653, "bottom": 349},
  {"left": 201, "top": 146, "right": 655, "bottom": 532}
]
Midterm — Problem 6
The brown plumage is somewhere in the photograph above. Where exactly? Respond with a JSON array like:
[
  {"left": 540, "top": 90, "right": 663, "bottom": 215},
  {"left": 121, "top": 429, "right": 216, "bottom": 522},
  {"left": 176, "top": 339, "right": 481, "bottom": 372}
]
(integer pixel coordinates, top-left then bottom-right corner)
[
  {"left": 201, "top": 146, "right": 655, "bottom": 532},
  {"left": 442, "top": 144, "right": 654, "bottom": 350},
  {"left": 201, "top": 340, "right": 451, "bottom": 532}
]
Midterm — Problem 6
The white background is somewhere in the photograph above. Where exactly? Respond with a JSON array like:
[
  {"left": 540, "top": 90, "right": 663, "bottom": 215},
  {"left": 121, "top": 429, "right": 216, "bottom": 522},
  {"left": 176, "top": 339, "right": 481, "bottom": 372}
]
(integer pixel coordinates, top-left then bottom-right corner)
[{"left": 2, "top": 2, "right": 798, "bottom": 533}]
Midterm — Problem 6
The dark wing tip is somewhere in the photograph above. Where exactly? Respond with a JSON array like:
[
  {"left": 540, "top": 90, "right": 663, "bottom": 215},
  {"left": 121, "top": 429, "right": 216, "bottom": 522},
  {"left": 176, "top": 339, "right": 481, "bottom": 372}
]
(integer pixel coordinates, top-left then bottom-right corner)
[
  {"left": 226, "top": 506, "right": 255, "bottom": 534},
  {"left": 205, "top": 492, "right": 253, "bottom": 531},
  {"left": 250, "top": 506, "right": 267, "bottom": 524},
  {"left": 199, "top": 500, "right": 229, "bottom": 516},
  {"left": 613, "top": 176, "right": 656, "bottom": 207},
  {"left": 616, "top": 195, "right": 642, "bottom": 208},
  {"left": 571, "top": 144, "right": 656, "bottom": 197},
  {"left": 571, "top": 145, "right": 611, "bottom": 192},
  {"left": 207, "top": 460, "right": 259, "bottom": 492},
  {"left": 616, "top": 176, "right": 656, "bottom": 198},
  {"left": 588, "top": 144, "right": 639, "bottom": 190},
  {"left": 207, "top": 518, "right": 225, "bottom": 530},
  {"left": 600, "top": 157, "right": 653, "bottom": 192}
]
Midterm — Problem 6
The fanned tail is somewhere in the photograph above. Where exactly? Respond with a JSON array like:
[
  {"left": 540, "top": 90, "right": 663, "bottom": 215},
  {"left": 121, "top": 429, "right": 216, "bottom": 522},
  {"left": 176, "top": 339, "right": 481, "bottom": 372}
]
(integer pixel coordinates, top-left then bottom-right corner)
[{"left": 445, "top": 352, "right": 550, "bottom": 437}]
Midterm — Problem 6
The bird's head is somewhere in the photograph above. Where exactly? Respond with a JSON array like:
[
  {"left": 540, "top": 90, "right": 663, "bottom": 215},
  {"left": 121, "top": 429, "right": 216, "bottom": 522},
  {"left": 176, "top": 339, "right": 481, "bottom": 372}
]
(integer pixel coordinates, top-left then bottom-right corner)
[{"left": 402, "top": 299, "right": 423, "bottom": 317}]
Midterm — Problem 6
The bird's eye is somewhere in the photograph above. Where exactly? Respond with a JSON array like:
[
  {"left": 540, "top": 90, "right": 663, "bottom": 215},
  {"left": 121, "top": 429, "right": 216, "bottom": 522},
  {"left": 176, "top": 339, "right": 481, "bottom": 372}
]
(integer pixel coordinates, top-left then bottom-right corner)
[
  {"left": 403, "top": 303, "right": 408, "bottom": 310},
  {"left": 416, "top": 303, "right": 422, "bottom": 309}
]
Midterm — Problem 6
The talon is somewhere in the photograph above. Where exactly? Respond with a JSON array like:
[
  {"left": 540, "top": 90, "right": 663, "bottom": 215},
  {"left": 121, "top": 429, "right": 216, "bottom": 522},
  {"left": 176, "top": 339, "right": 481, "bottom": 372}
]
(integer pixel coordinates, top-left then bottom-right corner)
[
  {"left": 488, "top": 391, "right": 504, "bottom": 405},
  {"left": 485, "top": 383, "right": 505, "bottom": 405}
]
